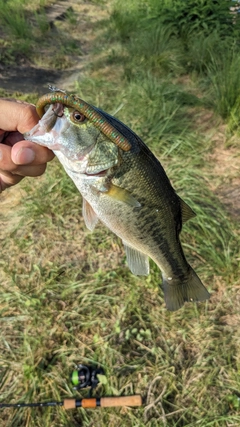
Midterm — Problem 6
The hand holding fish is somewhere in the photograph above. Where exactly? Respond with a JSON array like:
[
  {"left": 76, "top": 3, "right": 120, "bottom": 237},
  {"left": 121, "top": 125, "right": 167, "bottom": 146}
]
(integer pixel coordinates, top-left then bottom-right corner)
[{"left": 0, "top": 99, "right": 54, "bottom": 192}]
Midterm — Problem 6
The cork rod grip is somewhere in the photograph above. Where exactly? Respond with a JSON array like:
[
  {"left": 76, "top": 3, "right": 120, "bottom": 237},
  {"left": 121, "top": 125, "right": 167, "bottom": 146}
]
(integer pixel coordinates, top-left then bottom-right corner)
[
  {"left": 100, "top": 396, "right": 142, "bottom": 407},
  {"left": 63, "top": 395, "right": 142, "bottom": 410},
  {"left": 63, "top": 399, "right": 77, "bottom": 410}
]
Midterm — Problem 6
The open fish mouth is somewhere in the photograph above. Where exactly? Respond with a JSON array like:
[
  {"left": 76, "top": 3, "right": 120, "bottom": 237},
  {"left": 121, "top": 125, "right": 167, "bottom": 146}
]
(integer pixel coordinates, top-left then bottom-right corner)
[{"left": 52, "top": 102, "right": 64, "bottom": 117}]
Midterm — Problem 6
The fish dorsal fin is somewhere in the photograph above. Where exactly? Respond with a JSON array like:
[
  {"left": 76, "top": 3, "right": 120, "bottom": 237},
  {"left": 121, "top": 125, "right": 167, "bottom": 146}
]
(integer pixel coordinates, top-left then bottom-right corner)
[
  {"left": 180, "top": 198, "right": 196, "bottom": 224},
  {"left": 123, "top": 242, "right": 149, "bottom": 276},
  {"left": 82, "top": 198, "right": 99, "bottom": 231}
]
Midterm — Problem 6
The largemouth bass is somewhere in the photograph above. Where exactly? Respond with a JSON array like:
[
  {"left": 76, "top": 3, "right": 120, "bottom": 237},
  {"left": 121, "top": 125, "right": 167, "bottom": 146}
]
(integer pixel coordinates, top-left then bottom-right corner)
[{"left": 24, "top": 87, "right": 210, "bottom": 311}]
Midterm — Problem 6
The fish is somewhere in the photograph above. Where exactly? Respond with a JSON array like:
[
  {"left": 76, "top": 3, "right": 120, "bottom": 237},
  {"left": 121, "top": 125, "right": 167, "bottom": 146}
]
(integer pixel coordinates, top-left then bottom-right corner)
[{"left": 24, "top": 86, "right": 210, "bottom": 311}]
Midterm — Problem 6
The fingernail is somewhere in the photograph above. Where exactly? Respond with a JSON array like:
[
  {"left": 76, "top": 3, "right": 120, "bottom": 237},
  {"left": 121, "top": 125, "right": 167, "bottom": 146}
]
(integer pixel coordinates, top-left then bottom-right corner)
[
  {"left": 0, "top": 149, "right": 2, "bottom": 161},
  {"left": 16, "top": 147, "right": 35, "bottom": 164}
]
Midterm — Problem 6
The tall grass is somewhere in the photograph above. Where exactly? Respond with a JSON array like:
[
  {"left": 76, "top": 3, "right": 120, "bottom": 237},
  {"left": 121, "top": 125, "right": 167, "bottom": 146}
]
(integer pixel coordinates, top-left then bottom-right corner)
[
  {"left": 185, "top": 31, "right": 228, "bottom": 75},
  {"left": 0, "top": 2, "right": 32, "bottom": 39},
  {"left": 111, "top": 0, "right": 240, "bottom": 48},
  {"left": 111, "top": 0, "right": 240, "bottom": 127},
  {"left": 0, "top": 0, "right": 80, "bottom": 68},
  {"left": 206, "top": 47, "right": 240, "bottom": 121},
  {"left": 125, "top": 25, "right": 185, "bottom": 78},
  {"left": 146, "top": 0, "right": 240, "bottom": 40},
  {"left": 110, "top": 0, "right": 148, "bottom": 43}
]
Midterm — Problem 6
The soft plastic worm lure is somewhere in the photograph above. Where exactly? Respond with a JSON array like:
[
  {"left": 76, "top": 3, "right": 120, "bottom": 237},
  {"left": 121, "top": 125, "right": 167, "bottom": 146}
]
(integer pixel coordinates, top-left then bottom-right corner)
[{"left": 36, "top": 87, "right": 131, "bottom": 152}]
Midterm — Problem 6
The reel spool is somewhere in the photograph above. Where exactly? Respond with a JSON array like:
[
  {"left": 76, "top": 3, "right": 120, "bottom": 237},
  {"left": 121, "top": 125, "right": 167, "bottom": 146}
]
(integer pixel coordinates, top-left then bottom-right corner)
[{"left": 71, "top": 364, "right": 105, "bottom": 393}]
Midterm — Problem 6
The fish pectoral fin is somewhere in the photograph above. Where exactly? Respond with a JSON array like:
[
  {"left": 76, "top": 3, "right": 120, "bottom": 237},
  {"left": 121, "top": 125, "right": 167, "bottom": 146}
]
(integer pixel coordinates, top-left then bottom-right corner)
[
  {"left": 106, "top": 184, "right": 141, "bottom": 207},
  {"left": 82, "top": 198, "right": 99, "bottom": 231},
  {"left": 180, "top": 198, "right": 196, "bottom": 224},
  {"left": 123, "top": 242, "right": 149, "bottom": 276}
]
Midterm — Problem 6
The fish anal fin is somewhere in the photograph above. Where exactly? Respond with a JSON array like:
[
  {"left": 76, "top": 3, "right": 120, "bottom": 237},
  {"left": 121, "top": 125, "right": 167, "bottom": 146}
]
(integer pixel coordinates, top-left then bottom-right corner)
[
  {"left": 162, "top": 267, "right": 210, "bottom": 311},
  {"left": 123, "top": 242, "right": 149, "bottom": 276},
  {"left": 106, "top": 184, "right": 141, "bottom": 208},
  {"left": 180, "top": 198, "right": 196, "bottom": 224},
  {"left": 82, "top": 198, "right": 99, "bottom": 231}
]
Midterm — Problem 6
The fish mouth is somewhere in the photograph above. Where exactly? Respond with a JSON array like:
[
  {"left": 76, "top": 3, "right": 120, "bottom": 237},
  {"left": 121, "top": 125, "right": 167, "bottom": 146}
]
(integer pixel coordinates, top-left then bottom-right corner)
[
  {"left": 85, "top": 170, "right": 107, "bottom": 177},
  {"left": 52, "top": 103, "right": 64, "bottom": 117}
]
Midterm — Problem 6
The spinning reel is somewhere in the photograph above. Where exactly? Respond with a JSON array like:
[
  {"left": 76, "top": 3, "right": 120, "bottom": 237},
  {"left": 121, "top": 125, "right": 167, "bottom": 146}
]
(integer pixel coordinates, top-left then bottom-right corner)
[{"left": 71, "top": 364, "right": 105, "bottom": 394}]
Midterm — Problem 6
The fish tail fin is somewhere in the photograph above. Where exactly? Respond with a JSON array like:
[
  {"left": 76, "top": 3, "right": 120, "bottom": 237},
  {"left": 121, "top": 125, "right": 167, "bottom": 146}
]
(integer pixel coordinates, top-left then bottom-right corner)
[{"left": 162, "top": 267, "right": 210, "bottom": 311}]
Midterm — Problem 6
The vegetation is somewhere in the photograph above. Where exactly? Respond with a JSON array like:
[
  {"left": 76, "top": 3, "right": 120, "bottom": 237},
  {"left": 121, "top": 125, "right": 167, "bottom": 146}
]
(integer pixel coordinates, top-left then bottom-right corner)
[
  {"left": 0, "top": 0, "right": 81, "bottom": 69},
  {"left": 111, "top": 0, "right": 240, "bottom": 125},
  {"left": 0, "top": 1, "right": 239, "bottom": 426}
]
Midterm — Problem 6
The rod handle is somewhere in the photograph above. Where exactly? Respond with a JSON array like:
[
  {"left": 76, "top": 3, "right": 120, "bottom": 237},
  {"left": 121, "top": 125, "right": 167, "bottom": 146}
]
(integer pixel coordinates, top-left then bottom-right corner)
[
  {"left": 63, "top": 395, "right": 142, "bottom": 410},
  {"left": 63, "top": 399, "right": 77, "bottom": 409},
  {"left": 100, "top": 396, "right": 142, "bottom": 407}
]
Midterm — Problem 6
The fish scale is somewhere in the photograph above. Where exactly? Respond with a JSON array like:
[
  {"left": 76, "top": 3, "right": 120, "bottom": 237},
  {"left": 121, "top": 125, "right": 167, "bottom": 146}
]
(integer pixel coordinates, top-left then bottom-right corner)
[{"left": 24, "top": 88, "right": 210, "bottom": 311}]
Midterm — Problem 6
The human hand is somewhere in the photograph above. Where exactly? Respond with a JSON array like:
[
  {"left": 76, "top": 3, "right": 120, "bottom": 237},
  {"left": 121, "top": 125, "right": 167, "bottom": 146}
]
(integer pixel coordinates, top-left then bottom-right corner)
[{"left": 0, "top": 99, "right": 54, "bottom": 192}]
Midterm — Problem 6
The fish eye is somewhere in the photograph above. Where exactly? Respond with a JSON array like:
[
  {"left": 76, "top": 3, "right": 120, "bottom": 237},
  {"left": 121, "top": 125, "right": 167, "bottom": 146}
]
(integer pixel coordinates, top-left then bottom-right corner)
[{"left": 71, "top": 111, "right": 86, "bottom": 123}]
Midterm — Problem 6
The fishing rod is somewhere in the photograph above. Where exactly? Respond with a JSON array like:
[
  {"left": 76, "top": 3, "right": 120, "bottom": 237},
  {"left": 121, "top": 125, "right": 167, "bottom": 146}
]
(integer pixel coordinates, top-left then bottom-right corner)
[
  {"left": 0, "top": 364, "right": 142, "bottom": 410},
  {"left": 0, "top": 396, "right": 142, "bottom": 410}
]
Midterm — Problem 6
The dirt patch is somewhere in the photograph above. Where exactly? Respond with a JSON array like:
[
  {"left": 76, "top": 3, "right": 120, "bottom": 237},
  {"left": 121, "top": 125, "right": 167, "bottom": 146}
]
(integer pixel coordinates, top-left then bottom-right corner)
[
  {"left": 217, "top": 181, "right": 240, "bottom": 219},
  {"left": 192, "top": 108, "right": 240, "bottom": 220},
  {"left": 0, "top": 184, "right": 25, "bottom": 250},
  {"left": 208, "top": 144, "right": 240, "bottom": 220},
  {"left": 0, "top": 64, "right": 71, "bottom": 94},
  {"left": 0, "top": 0, "right": 108, "bottom": 94}
]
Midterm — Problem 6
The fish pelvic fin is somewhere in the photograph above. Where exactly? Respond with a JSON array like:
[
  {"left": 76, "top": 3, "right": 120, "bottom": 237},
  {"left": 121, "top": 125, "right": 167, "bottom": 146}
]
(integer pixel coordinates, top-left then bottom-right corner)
[
  {"left": 82, "top": 198, "right": 99, "bottom": 231},
  {"left": 162, "top": 267, "right": 210, "bottom": 311},
  {"left": 123, "top": 242, "right": 149, "bottom": 276}
]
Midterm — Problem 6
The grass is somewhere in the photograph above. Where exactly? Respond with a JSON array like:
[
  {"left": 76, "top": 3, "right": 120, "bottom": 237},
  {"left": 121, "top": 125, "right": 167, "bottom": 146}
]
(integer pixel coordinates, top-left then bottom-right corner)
[
  {"left": 0, "top": 0, "right": 240, "bottom": 426},
  {"left": 206, "top": 47, "right": 240, "bottom": 120},
  {"left": 0, "top": 0, "right": 82, "bottom": 69}
]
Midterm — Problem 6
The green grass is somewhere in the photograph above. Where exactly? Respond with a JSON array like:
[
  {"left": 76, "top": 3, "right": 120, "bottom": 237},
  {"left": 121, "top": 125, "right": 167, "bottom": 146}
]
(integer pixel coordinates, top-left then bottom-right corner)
[
  {"left": 0, "top": 0, "right": 240, "bottom": 426},
  {"left": 206, "top": 47, "right": 240, "bottom": 120},
  {"left": 109, "top": 0, "right": 240, "bottom": 128},
  {"left": 0, "top": 0, "right": 82, "bottom": 69}
]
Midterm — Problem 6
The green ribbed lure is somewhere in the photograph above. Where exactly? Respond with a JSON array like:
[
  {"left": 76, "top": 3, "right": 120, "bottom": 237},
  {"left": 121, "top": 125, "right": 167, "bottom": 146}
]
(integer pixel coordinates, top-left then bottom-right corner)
[{"left": 36, "top": 85, "right": 131, "bottom": 152}]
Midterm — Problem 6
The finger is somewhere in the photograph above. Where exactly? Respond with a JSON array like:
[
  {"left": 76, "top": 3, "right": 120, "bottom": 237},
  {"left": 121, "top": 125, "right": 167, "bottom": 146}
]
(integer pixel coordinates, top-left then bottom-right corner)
[
  {"left": 14, "top": 163, "right": 47, "bottom": 177},
  {"left": 0, "top": 144, "right": 16, "bottom": 171},
  {"left": 0, "top": 143, "right": 47, "bottom": 177},
  {"left": 1, "top": 131, "right": 24, "bottom": 147},
  {"left": 0, "top": 100, "right": 39, "bottom": 133},
  {"left": 11, "top": 140, "right": 55, "bottom": 165},
  {"left": 0, "top": 171, "right": 23, "bottom": 190}
]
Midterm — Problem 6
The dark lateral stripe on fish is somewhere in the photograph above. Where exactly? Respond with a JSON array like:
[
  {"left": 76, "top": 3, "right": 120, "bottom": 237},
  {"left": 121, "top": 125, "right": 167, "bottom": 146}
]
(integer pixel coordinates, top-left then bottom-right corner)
[{"left": 36, "top": 93, "right": 131, "bottom": 152}]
